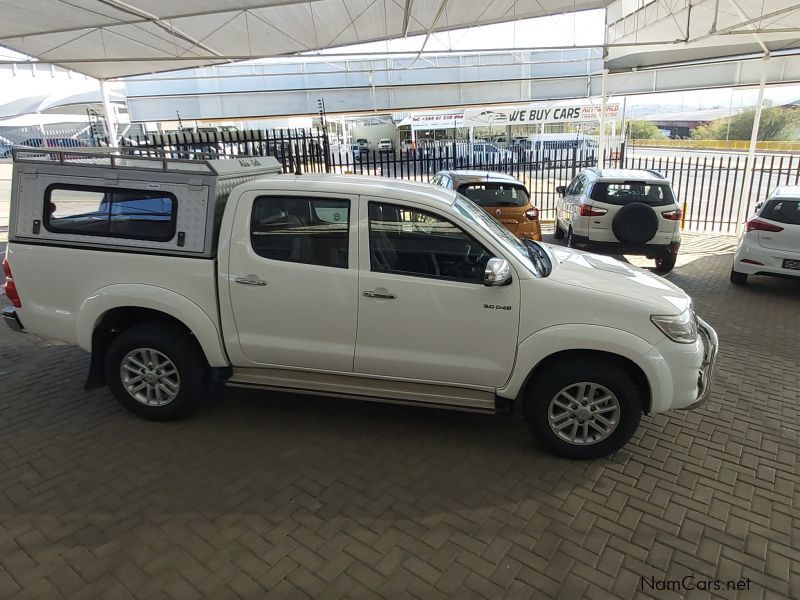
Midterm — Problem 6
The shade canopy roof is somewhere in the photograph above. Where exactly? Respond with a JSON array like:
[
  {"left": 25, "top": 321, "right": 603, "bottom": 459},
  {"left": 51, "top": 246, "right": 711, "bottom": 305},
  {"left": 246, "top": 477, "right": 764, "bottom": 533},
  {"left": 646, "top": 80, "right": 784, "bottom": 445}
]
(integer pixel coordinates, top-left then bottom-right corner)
[{"left": 0, "top": 0, "right": 612, "bottom": 79}]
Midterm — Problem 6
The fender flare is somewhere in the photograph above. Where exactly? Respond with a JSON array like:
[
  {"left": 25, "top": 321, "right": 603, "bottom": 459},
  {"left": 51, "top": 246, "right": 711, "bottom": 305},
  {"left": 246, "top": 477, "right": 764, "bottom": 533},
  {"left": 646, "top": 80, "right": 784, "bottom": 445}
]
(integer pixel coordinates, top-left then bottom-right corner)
[
  {"left": 76, "top": 284, "right": 229, "bottom": 367},
  {"left": 499, "top": 324, "right": 669, "bottom": 408}
]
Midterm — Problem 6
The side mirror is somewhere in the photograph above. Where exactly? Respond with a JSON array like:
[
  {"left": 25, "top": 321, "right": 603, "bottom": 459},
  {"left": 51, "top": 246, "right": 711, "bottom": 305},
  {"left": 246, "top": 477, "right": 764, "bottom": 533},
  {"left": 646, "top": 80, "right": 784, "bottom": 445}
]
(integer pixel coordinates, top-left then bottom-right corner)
[
  {"left": 484, "top": 257, "right": 512, "bottom": 286},
  {"left": 754, "top": 201, "right": 764, "bottom": 212},
  {"left": 556, "top": 185, "right": 566, "bottom": 196}
]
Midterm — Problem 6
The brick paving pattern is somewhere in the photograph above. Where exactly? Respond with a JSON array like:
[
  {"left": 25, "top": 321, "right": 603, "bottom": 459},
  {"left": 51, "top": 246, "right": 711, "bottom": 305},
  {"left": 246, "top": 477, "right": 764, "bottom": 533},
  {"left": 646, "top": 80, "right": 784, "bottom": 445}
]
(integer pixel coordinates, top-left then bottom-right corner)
[{"left": 0, "top": 233, "right": 798, "bottom": 599}]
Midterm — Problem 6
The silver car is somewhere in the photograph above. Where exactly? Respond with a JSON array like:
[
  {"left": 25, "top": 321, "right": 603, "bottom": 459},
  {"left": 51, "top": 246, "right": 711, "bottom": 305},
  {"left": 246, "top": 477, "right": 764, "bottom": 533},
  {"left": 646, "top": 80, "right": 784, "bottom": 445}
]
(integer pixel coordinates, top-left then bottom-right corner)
[{"left": 555, "top": 168, "right": 683, "bottom": 273}]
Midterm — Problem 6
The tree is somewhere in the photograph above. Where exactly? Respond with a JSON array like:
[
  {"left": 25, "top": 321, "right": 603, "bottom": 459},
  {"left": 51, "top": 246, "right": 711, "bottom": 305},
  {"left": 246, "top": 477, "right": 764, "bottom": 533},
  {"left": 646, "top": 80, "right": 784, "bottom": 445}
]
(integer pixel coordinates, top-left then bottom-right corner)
[
  {"left": 626, "top": 120, "right": 665, "bottom": 140},
  {"left": 691, "top": 107, "right": 800, "bottom": 141}
]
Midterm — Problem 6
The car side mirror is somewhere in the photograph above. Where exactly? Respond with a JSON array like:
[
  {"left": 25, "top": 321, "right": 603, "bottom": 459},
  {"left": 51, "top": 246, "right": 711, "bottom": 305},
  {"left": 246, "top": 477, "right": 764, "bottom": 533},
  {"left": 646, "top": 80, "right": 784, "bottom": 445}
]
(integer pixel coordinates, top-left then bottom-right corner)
[
  {"left": 484, "top": 258, "right": 512, "bottom": 286},
  {"left": 754, "top": 201, "right": 764, "bottom": 212},
  {"left": 556, "top": 185, "right": 566, "bottom": 196}
]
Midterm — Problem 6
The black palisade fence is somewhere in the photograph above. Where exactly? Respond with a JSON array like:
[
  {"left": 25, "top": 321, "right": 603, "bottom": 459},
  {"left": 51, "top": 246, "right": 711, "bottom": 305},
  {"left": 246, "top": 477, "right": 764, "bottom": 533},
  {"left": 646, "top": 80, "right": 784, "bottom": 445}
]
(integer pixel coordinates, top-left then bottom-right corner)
[{"left": 106, "top": 128, "right": 800, "bottom": 233}]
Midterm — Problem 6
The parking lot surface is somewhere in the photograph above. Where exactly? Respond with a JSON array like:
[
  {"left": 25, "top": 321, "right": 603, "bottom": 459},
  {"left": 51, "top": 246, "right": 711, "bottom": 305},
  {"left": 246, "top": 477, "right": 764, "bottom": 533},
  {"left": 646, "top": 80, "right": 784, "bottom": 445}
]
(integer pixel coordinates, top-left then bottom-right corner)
[{"left": 1, "top": 233, "right": 798, "bottom": 599}]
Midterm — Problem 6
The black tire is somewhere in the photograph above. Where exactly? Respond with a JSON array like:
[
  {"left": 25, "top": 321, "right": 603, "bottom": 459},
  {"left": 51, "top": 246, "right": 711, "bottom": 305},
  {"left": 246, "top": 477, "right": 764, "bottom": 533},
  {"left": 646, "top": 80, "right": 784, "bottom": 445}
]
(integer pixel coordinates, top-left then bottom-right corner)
[
  {"left": 730, "top": 269, "right": 748, "bottom": 284},
  {"left": 654, "top": 252, "right": 677, "bottom": 273},
  {"left": 553, "top": 219, "right": 565, "bottom": 239},
  {"left": 105, "top": 323, "right": 210, "bottom": 421},
  {"left": 523, "top": 357, "right": 643, "bottom": 459}
]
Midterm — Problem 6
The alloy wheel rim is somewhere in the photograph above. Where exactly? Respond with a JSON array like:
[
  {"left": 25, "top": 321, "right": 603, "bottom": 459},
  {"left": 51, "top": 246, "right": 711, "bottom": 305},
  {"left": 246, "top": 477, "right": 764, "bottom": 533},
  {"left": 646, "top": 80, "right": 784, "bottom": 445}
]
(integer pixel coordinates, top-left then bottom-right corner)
[
  {"left": 120, "top": 347, "right": 180, "bottom": 406},
  {"left": 547, "top": 382, "right": 620, "bottom": 445}
]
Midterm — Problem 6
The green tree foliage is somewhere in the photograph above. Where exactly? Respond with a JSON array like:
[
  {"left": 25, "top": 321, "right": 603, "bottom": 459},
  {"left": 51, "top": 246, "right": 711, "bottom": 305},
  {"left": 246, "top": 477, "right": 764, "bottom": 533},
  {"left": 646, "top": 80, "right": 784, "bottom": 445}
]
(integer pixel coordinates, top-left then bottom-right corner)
[
  {"left": 626, "top": 120, "right": 666, "bottom": 140},
  {"left": 691, "top": 107, "right": 800, "bottom": 141}
]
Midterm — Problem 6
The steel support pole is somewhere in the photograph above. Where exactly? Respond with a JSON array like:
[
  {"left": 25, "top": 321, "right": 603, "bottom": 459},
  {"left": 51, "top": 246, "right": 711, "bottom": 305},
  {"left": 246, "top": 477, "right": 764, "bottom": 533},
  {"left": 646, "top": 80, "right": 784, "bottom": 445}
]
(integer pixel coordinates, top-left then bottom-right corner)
[
  {"left": 736, "top": 54, "right": 769, "bottom": 233},
  {"left": 598, "top": 69, "right": 608, "bottom": 169},
  {"left": 100, "top": 79, "right": 118, "bottom": 147}
]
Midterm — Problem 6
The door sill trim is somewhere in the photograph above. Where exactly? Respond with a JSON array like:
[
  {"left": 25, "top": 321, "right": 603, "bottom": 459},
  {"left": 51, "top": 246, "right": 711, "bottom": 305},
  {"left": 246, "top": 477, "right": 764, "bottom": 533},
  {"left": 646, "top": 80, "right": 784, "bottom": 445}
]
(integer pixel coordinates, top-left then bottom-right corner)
[{"left": 228, "top": 367, "right": 496, "bottom": 412}]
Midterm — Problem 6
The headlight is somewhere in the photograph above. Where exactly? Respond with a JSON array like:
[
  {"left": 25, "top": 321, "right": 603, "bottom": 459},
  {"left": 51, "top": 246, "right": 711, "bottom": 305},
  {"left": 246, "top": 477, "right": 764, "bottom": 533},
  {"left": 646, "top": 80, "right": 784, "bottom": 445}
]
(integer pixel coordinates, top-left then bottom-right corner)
[{"left": 651, "top": 308, "right": 698, "bottom": 344}]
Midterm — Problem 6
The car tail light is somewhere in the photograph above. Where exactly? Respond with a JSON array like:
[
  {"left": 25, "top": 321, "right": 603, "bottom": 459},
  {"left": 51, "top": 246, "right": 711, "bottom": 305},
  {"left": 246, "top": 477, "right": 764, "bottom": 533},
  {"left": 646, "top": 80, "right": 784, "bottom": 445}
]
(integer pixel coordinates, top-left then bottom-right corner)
[
  {"left": 745, "top": 219, "right": 784, "bottom": 233},
  {"left": 662, "top": 208, "right": 682, "bottom": 221},
  {"left": 2, "top": 258, "right": 21, "bottom": 308},
  {"left": 524, "top": 207, "right": 539, "bottom": 221},
  {"left": 579, "top": 203, "right": 607, "bottom": 217}
]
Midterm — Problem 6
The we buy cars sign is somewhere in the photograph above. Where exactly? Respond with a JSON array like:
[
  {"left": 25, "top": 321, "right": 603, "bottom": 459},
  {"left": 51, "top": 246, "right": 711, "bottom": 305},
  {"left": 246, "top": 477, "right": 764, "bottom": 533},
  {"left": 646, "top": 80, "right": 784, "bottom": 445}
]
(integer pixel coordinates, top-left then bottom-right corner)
[{"left": 464, "top": 103, "right": 620, "bottom": 126}]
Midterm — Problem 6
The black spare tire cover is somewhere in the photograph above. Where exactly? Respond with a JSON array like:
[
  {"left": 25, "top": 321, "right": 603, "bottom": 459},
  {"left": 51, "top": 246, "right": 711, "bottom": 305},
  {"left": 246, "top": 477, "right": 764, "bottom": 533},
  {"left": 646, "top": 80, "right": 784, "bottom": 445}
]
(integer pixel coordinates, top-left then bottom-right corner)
[{"left": 612, "top": 202, "right": 659, "bottom": 244}]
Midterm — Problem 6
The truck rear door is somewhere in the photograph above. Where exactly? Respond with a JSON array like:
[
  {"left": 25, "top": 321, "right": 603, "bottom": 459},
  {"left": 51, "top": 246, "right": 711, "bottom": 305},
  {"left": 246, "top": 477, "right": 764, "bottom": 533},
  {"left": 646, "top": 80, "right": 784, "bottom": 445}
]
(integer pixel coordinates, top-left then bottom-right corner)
[{"left": 224, "top": 189, "right": 359, "bottom": 372}]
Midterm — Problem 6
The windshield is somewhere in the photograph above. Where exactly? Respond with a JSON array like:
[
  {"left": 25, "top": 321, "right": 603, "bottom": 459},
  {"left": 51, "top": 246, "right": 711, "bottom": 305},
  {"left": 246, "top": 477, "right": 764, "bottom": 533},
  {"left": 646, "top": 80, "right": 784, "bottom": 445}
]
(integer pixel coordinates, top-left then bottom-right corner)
[
  {"left": 453, "top": 195, "right": 541, "bottom": 276},
  {"left": 457, "top": 183, "right": 530, "bottom": 207}
]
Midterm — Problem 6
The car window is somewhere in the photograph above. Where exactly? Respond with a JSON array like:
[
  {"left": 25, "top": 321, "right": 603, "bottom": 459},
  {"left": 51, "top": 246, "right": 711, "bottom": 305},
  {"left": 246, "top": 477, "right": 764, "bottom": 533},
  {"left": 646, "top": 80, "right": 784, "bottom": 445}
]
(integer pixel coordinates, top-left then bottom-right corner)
[
  {"left": 458, "top": 183, "right": 530, "bottom": 208},
  {"left": 566, "top": 175, "right": 585, "bottom": 195},
  {"left": 431, "top": 174, "right": 442, "bottom": 186},
  {"left": 368, "top": 202, "right": 492, "bottom": 283},
  {"left": 761, "top": 199, "right": 800, "bottom": 225},
  {"left": 251, "top": 196, "right": 350, "bottom": 268},
  {"left": 590, "top": 182, "right": 674, "bottom": 206},
  {"left": 46, "top": 185, "right": 176, "bottom": 241}
]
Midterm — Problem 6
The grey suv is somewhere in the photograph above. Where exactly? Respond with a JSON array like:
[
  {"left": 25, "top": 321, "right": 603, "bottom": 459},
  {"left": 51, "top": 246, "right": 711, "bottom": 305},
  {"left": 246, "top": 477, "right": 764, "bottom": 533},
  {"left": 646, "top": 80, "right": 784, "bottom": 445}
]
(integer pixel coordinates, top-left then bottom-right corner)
[{"left": 555, "top": 168, "right": 683, "bottom": 273}]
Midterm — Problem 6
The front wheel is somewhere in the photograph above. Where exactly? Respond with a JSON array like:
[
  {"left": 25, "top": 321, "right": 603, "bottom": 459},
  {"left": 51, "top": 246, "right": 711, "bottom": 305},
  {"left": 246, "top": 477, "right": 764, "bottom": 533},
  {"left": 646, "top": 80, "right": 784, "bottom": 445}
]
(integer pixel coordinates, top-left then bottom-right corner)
[
  {"left": 524, "top": 358, "right": 643, "bottom": 459},
  {"left": 105, "top": 323, "right": 210, "bottom": 421},
  {"left": 654, "top": 252, "right": 677, "bottom": 273}
]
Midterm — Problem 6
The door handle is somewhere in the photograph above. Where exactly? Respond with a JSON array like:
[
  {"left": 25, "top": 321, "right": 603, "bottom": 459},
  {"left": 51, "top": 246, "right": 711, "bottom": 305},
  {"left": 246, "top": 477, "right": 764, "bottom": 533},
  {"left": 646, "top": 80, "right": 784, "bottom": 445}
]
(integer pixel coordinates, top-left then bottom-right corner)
[
  {"left": 235, "top": 275, "right": 267, "bottom": 286},
  {"left": 363, "top": 290, "right": 396, "bottom": 299}
]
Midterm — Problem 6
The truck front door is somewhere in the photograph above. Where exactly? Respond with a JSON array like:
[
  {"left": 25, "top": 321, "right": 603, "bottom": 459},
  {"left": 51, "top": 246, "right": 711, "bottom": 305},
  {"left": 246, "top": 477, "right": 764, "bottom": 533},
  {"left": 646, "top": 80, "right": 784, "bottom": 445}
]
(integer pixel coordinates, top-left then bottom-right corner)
[
  {"left": 226, "top": 191, "right": 358, "bottom": 372},
  {"left": 354, "top": 196, "right": 520, "bottom": 388}
]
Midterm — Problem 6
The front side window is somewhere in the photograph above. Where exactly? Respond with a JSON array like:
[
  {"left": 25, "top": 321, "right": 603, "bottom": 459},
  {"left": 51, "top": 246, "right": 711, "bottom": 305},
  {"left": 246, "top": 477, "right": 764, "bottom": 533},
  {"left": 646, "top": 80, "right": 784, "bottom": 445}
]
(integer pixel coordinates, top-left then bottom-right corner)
[
  {"left": 458, "top": 183, "right": 530, "bottom": 207},
  {"left": 761, "top": 199, "right": 800, "bottom": 225},
  {"left": 46, "top": 185, "right": 176, "bottom": 241},
  {"left": 591, "top": 182, "right": 674, "bottom": 206},
  {"left": 251, "top": 196, "right": 349, "bottom": 268},
  {"left": 369, "top": 202, "right": 492, "bottom": 283}
]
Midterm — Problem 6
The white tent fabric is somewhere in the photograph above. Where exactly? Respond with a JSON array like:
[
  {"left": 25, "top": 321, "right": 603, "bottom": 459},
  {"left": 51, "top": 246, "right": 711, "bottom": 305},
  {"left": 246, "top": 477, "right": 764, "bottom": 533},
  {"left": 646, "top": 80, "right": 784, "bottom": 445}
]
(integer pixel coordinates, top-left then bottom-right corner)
[
  {"left": 0, "top": 89, "right": 125, "bottom": 118},
  {"left": 0, "top": 0, "right": 612, "bottom": 79}
]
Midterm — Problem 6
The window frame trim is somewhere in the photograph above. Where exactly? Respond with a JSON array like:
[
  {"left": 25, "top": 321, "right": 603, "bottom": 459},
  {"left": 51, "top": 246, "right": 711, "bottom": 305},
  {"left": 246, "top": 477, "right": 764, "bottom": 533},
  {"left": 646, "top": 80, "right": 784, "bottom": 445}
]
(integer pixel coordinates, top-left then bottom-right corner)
[{"left": 44, "top": 183, "right": 178, "bottom": 242}]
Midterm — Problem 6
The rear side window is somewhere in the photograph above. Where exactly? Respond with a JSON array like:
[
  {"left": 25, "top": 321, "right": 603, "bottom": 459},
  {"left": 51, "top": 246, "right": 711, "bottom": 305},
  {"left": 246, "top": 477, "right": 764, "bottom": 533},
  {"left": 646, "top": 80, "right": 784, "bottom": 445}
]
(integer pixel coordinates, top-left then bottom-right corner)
[
  {"left": 761, "top": 199, "right": 800, "bottom": 225},
  {"left": 590, "top": 182, "right": 674, "bottom": 206},
  {"left": 46, "top": 185, "right": 176, "bottom": 241},
  {"left": 251, "top": 196, "right": 350, "bottom": 268},
  {"left": 458, "top": 183, "right": 530, "bottom": 207}
]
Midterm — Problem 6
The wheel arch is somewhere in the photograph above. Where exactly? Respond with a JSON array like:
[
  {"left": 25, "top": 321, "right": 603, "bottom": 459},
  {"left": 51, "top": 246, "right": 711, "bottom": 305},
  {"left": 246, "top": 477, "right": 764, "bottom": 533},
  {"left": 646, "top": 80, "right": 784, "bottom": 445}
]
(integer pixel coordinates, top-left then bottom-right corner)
[
  {"left": 521, "top": 349, "right": 651, "bottom": 414},
  {"left": 77, "top": 284, "right": 230, "bottom": 389},
  {"left": 499, "top": 325, "right": 660, "bottom": 415}
]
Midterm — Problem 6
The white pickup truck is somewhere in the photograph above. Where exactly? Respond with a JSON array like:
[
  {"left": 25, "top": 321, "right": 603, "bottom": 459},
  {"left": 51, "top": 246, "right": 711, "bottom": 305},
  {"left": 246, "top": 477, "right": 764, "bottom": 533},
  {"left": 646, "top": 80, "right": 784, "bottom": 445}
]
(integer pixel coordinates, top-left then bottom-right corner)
[{"left": 2, "top": 148, "right": 718, "bottom": 459}]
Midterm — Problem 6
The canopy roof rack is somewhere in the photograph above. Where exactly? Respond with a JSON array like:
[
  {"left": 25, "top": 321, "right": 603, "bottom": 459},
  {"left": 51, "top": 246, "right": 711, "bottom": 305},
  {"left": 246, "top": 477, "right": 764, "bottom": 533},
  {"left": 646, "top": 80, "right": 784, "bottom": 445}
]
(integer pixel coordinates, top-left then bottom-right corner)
[{"left": 12, "top": 146, "right": 223, "bottom": 175}]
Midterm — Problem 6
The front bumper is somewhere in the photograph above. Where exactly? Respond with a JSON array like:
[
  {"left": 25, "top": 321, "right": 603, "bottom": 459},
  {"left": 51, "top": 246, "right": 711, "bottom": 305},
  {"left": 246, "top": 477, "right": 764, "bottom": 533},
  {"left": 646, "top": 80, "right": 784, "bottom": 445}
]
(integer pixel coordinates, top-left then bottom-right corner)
[
  {"left": 2, "top": 306, "right": 25, "bottom": 333},
  {"left": 691, "top": 316, "right": 718, "bottom": 408}
]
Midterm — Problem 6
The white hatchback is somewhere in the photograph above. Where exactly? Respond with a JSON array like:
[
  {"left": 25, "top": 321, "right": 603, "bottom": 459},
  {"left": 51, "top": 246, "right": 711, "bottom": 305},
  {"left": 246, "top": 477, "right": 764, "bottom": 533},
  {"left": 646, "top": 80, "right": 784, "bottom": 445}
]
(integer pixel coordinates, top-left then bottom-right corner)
[{"left": 731, "top": 187, "right": 800, "bottom": 284}]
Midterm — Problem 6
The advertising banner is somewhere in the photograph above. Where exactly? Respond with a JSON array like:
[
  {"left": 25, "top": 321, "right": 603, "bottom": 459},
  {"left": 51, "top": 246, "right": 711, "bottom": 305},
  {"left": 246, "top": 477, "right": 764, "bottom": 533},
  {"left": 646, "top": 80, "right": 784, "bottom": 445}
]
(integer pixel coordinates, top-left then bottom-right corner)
[{"left": 464, "top": 104, "right": 620, "bottom": 127}]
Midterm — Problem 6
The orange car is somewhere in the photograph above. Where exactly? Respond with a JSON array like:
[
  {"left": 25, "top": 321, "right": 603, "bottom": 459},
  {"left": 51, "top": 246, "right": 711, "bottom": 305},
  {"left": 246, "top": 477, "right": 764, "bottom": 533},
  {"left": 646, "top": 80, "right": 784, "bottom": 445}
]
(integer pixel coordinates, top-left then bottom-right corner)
[{"left": 431, "top": 170, "right": 542, "bottom": 241}]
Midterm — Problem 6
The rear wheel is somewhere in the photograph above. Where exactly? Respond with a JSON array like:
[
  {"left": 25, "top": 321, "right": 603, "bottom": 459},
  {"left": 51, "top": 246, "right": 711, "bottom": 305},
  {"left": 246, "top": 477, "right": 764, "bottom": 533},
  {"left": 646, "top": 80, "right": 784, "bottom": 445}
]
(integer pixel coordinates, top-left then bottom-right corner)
[
  {"left": 105, "top": 323, "right": 210, "bottom": 421},
  {"left": 553, "top": 219, "right": 565, "bottom": 239},
  {"left": 654, "top": 252, "right": 677, "bottom": 273},
  {"left": 524, "top": 358, "right": 642, "bottom": 459},
  {"left": 730, "top": 269, "right": 748, "bottom": 284}
]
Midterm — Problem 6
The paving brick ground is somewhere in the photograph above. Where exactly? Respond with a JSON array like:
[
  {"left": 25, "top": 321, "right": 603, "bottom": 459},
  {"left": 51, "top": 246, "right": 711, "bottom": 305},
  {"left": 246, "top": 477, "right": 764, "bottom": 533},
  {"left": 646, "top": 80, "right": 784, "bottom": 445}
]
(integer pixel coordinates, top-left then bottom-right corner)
[{"left": 0, "top": 232, "right": 798, "bottom": 599}]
